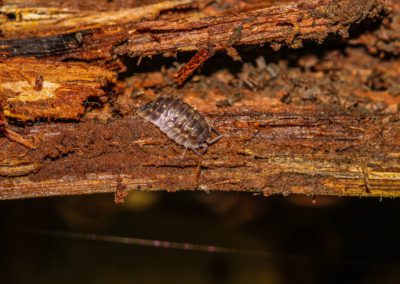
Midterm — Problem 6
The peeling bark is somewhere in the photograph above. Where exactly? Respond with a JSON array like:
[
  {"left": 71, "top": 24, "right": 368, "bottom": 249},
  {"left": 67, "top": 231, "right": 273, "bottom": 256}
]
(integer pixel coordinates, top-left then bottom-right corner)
[
  {"left": 0, "top": 0, "right": 385, "bottom": 60},
  {"left": 0, "top": 0, "right": 399, "bottom": 200}
]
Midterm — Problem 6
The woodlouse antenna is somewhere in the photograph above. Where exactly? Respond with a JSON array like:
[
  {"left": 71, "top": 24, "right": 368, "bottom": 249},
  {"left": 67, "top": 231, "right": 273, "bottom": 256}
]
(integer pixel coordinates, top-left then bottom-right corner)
[{"left": 206, "top": 127, "right": 224, "bottom": 145}]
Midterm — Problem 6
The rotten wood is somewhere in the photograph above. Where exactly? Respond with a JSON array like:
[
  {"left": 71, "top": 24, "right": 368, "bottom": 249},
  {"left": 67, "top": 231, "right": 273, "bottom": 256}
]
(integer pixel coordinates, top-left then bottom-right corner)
[
  {"left": 350, "top": 0, "right": 400, "bottom": 55},
  {"left": 0, "top": 98, "right": 35, "bottom": 148},
  {"left": 120, "top": 0, "right": 385, "bottom": 57},
  {"left": 0, "top": 103, "right": 398, "bottom": 200},
  {"left": 0, "top": 0, "right": 385, "bottom": 61},
  {"left": 0, "top": 0, "right": 388, "bottom": 122},
  {"left": 1, "top": 43, "right": 400, "bottom": 199},
  {"left": 0, "top": 0, "right": 399, "bottom": 200},
  {"left": 174, "top": 48, "right": 214, "bottom": 85},
  {"left": 0, "top": 0, "right": 195, "bottom": 61},
  {"left": 0, "top": 57, "right": 115, "bottom": 121}
]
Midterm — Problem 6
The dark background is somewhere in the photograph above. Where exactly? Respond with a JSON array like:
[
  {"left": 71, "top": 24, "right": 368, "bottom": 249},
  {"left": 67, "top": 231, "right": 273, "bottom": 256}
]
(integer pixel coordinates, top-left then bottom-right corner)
[{"left": 0, "top": 192, "right": 399, "bottom": 284}]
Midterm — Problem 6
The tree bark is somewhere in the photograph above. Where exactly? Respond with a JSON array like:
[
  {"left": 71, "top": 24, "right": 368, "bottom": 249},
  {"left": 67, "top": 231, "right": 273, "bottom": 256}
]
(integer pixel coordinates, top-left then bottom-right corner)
[
  {"left": 0, "top": 106, "right": 399, "bottom": 200},
  {"left": 0, "top": 0, "right": 399, "bottom": 200}
]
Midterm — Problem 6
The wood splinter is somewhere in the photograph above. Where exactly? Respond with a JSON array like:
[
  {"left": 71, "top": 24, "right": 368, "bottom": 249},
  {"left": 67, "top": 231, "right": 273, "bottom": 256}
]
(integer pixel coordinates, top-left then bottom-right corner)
[
  {"left": 0, "top": 102, "right": 35, "bottom": 149},
  {"left": 174, "top": 48, "right": 214, "bottom": 85}
]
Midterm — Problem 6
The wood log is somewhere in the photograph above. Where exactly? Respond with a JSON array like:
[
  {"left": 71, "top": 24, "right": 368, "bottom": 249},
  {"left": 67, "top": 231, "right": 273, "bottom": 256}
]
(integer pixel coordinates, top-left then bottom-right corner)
[
  {"left": 0, "top": 0, "right": 399, "bottom": 200},
  {"left": 0, "top": 0, "right": 385, "bottom": 60},
  {"left": 0, "top": 101, "right": 399, "bottom": 200}
]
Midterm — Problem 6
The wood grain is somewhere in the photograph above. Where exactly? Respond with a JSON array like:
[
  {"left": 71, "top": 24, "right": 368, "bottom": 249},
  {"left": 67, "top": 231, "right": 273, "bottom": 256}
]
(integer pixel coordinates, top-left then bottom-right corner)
[{"left": 0, "top": 0, "right": 398, "bottom": 200}]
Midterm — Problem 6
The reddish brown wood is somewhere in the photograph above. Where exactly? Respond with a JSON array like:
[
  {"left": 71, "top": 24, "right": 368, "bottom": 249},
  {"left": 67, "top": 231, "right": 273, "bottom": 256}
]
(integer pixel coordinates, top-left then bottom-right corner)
[
  {"left": 0, "top": 0, "right": 398, "bottom": 200},
  {"left": 0, "top": 100, "right": 35, "bottom": 149},
  {"left": 174, "top": 49, "right": 214, "bottom": 85}
]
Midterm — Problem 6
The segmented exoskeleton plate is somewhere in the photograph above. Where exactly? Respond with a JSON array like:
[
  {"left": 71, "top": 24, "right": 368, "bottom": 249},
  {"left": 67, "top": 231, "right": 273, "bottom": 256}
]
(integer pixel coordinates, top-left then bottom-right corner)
[{"left": 137, "top": 97, "right": 222, "bottom": 155}]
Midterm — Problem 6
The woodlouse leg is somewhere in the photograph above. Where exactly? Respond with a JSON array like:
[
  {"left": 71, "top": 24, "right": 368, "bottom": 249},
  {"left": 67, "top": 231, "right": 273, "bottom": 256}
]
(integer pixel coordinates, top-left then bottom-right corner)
[
  {"left": 181, "top": 141, "right": 190, "bottom": 159},
  {"left": 206, "top": 127, "right": 224, "bottom": 145},
  {"left": 181, "top": 147, "right": 188, "bottom": 159},
  {"left": 192, "top": 144, "right": 208, "bottom": 155},
  {"left": 194, "top": 159, "right": 203, "bottom": 189}
]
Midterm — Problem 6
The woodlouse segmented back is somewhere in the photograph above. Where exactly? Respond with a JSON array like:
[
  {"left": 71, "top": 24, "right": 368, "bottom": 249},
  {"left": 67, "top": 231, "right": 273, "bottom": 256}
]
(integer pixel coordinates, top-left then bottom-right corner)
[{"left": 137, "top": 97, "right": 223, "bottom": 155}]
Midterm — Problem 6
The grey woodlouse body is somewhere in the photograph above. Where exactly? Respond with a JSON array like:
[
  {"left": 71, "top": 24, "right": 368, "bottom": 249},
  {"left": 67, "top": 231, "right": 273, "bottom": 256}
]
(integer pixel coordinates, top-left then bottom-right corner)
[{"left": 137, "top": 97, "right": 222, "bottom": 155}]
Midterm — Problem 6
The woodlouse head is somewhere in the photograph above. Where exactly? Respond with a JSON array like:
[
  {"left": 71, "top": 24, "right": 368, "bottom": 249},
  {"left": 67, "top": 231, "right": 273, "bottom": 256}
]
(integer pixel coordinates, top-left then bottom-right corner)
[
  {"left": 196, "top": 128, "right": 211, "bottom": 146},
  {"left": 138, "top": 101, "right": 154, "bottom": 114}
]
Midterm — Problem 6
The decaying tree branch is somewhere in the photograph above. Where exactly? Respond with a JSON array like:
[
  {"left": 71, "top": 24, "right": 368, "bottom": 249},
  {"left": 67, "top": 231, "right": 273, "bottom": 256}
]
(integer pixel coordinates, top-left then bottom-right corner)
[
  {"left": 0, "top": 0, "right": 385, "bottom": 60},
  {"left": 0, "top": 0, "right": 388, "bottom": 121},
  {"left": 118, "top": 0, "right": 385, "bottom": 57},
  {"left": 0, "top": 102, "right": 399, "bottom": 200},
  {"left": 0, "top": 0, "right": 399, "bottom": 200}
]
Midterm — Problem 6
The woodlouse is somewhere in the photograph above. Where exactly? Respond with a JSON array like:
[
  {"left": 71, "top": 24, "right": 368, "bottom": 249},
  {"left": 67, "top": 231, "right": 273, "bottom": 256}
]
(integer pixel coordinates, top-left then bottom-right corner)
[{"left": 137, "top": 96, "right": 223, "bottom": 155}]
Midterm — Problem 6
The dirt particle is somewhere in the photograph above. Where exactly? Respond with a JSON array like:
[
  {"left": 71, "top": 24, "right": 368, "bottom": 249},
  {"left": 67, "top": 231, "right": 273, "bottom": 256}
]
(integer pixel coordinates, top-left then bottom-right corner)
[
  {"left": 33, "top": 75, "right": 43, "bottom": 91},
  {"left": 114, "top": 176, "right": 128, "bottom": 204}
]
